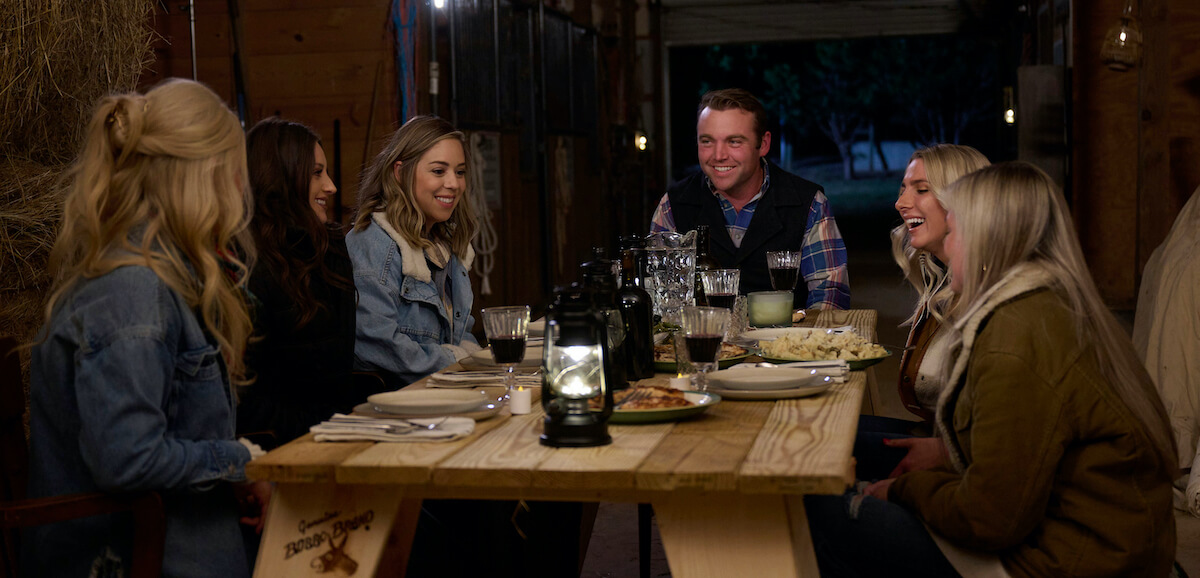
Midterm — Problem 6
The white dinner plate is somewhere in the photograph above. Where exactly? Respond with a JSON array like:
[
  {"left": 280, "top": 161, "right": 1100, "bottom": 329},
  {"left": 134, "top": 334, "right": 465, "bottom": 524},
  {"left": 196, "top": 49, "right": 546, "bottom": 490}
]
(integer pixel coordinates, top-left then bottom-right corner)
[
  {"left": 707, "top": 366, "right": 829, "bottom": 391},
  {"left": 705, "top": 380, "right": 834, "bottom": 401},
  {"left": 469, "top": 346, "right": 543, "bottom": 367},
  {"left": 366, "top": 389, "right": 491, "bottom": 415}
]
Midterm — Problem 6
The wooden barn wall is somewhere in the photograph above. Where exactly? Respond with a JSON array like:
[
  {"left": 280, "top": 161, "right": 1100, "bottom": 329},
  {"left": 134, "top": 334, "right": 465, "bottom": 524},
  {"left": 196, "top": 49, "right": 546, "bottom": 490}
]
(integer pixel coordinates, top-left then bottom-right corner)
[
  {"left": 139, "top": 0, "right": 644, "bottom": 319},
  {"left": 140, "top": 0, "right": 402, "bottom": 222},
  {"left": 1167, "top": 1, "right": 1200, "bottom": 229},
  {"left": 1073, "top": 0, "right": 1200, "bottom": 309}
]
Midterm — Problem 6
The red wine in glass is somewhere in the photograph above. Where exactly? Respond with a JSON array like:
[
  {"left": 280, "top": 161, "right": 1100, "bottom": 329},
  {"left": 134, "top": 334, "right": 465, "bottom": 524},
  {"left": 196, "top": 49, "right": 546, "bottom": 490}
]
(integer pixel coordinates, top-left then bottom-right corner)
[
  {"left": 490, "top": 337, "right": 527, "bottom": 364},
  {"left": 769, "top": 267, "right": 799, "bottom": 291},
  {"left": 706, "top": 293, "right": 736, "bottom": 310},
  {"left": 685, "top": 333, "right": 723, "bottom": 363}
]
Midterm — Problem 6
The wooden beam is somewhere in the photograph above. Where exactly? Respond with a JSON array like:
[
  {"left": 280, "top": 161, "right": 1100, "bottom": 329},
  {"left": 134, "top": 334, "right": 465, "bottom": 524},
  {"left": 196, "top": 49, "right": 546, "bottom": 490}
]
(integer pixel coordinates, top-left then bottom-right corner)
[
  {"left": 1138, "top": 0, "right": 1170, "bottom": 290},
  {"left": 1073, "top": 0, "right": 1139, "bottom": 307}
]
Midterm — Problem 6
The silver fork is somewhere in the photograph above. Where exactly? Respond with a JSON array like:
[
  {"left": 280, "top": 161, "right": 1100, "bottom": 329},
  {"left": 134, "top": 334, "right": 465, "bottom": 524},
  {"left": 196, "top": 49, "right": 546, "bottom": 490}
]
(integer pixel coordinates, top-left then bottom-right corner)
[
  {"left": 320, "top": 422, "right": 415, "bottom": 434},
  {"left": 399, "top": 416, "right": 451, "bottom": 431},
  {"left": 618, "top": 388, "right": 653, "bottom": 408}
]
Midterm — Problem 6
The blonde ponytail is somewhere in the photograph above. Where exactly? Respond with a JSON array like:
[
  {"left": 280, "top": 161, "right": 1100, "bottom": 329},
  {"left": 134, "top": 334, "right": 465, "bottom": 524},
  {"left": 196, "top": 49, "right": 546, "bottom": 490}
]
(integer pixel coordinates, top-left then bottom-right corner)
[{"left": 44, "top": 79, "right": 255, "bottom": 382}]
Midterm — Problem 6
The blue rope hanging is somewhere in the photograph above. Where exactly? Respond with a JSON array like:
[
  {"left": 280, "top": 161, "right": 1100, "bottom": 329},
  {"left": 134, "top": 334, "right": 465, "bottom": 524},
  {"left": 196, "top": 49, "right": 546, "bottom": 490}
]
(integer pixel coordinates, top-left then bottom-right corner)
[{"left": 392, "top": 0, "right": 418, "bottom": 123}]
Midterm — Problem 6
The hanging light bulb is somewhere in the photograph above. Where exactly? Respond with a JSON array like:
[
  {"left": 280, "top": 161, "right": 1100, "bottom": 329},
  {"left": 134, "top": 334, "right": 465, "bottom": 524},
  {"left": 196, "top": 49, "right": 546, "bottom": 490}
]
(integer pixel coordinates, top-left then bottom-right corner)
[
  {"left": 1101, "top": 0, "right": 1141, "bottom": 71},
  {"left": 1003, "top": 87, "right": 1016, "bottom": 126},
  {"left": 433, "top": 0, "right": 446, "bottom": 9}
]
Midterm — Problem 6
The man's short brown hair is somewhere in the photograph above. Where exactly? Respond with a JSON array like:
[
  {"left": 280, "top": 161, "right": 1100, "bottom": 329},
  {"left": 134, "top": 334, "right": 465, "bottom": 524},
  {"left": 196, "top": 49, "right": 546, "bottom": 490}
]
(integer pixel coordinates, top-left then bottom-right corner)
[{"left": 697, "top": 88, "right": 770, "bottom": 143}]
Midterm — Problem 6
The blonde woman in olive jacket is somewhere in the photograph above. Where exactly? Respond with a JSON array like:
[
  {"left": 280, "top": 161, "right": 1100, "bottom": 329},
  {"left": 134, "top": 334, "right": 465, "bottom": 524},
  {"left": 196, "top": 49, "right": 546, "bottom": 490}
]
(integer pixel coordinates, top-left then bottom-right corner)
[{"left": 807, "top": 163, "right": 1176, "bottom": 578}]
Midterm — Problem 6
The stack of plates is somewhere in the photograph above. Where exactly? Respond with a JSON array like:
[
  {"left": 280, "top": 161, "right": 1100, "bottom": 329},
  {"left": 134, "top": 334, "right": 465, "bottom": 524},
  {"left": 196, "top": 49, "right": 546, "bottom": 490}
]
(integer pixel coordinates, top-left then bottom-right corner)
[
  {"left": 465, "top": 346, "right": 543, "bottom": 368},
  {"left": 367, "top": 389, "right": 491, "bottom": 414},
  {"left": 705, "top": 366, "right": 834, "bottom": 400},
  {"left": 357, "top": 388, "right": 503, "bottom": 420}
]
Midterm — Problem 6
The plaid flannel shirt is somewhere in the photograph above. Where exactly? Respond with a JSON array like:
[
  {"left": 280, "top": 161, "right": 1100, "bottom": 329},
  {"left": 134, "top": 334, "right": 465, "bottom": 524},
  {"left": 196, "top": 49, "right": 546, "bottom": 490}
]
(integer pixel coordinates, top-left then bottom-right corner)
[{"left": 649, "top": 161, "right": 850, "bottom": 310}]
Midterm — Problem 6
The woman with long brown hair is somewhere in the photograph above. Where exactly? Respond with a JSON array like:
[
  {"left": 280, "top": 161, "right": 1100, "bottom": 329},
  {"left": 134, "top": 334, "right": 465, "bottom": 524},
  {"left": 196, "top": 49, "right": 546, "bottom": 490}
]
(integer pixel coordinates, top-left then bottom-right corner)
[
  {"left": 27, "top": 79, "right": 262, "bottom": 577},
  {"left": 237, "top": 117, "right": 364, "bottom": 449}
]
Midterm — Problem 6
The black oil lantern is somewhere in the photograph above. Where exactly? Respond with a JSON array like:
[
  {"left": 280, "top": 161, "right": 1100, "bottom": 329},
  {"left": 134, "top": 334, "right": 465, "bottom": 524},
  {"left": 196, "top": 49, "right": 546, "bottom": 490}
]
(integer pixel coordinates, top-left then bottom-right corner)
[{"left": 539, "top": 286, "right": 613, "bottom": 447}]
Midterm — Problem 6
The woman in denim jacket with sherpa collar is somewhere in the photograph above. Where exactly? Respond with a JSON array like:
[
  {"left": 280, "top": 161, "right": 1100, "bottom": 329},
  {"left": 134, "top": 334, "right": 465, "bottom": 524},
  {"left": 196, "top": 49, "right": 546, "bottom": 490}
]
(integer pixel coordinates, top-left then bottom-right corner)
[
  {"left": 27, "top": 79, "right": 264, "bottom": 577},
  {"left": 347, "top": 116, "right": 481, "bottom": 387}
]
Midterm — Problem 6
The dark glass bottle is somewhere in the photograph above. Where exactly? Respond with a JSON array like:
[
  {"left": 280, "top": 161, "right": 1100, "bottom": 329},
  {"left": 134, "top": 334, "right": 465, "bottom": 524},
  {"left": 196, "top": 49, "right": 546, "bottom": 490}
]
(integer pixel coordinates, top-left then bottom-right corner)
[
  {"left": 693, "top": 224, "right": 722, "bottom": 306},
  {"left": 618, "top": 236, "right": 655, "bottom": 380},
  {"left": 581, "top": 248, "right": 629, "bottom": 390}
]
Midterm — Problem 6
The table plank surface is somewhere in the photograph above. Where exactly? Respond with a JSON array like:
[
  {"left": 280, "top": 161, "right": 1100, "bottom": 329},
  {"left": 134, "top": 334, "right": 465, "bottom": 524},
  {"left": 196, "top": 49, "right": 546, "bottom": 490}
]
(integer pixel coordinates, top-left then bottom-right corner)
[
  {"left": 249, "top": 309, "right": 877, "bottom": 496},
  {"left": 249, "top": 309, "right": 877, "bottom": 577},
  {"left": 739, "top": 379, "right": 862, "bottom": 494},
  {"left": 635, "top": 398, "right": 773, "bottom": 492},
  {"left": 246, "top": 437, "right": 371, "bottom": 484}
]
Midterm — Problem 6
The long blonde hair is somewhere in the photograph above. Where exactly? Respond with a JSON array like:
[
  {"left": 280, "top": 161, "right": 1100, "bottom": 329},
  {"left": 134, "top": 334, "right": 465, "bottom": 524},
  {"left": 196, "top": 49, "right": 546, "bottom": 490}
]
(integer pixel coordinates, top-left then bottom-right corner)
[
  {"left": 353, "top": 115, "right": 478, "bottom": 258},
  {"left": 944, "top": 162, "right": 1177, "bottom": 473},
  {"left": 890, "top": 144, "right": 990, "bottom": 325},
  {"left": 43, "top": 79, "right": 255, "bottom": 381}
]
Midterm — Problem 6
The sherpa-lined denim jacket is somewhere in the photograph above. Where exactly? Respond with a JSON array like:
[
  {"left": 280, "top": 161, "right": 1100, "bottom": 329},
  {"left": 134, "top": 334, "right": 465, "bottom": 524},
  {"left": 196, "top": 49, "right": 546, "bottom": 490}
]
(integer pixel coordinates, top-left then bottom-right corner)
[{"left": 346, "top": 219, "right": 478, "bottom": 387}]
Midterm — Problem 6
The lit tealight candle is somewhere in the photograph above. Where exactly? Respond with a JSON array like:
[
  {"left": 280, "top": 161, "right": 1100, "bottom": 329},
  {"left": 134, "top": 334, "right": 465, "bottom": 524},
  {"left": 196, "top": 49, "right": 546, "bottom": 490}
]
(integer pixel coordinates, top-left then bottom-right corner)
[
  {"left": 509, "top": 385, "right": 532, "bottom": 415},
  {"left": 668, "top": 376, "right": 691, "bottom": 391}
]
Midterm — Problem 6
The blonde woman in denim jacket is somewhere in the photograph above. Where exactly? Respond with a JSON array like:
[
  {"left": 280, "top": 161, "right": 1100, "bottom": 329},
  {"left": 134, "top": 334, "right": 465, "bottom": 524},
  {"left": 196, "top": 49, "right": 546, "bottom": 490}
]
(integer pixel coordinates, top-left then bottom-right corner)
[
  {"left": 27, "top": 79, "right": 263, "bottom": 577},
  {"left": 347, "top": 116, "right": 481, "bottom": 387}
]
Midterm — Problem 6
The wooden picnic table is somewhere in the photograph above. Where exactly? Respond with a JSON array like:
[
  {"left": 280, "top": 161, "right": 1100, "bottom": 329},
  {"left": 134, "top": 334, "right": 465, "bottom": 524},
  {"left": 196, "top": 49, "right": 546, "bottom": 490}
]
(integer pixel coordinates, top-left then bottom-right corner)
[{"left": 247, "top": 309, "right": 879, "bottom": 577}]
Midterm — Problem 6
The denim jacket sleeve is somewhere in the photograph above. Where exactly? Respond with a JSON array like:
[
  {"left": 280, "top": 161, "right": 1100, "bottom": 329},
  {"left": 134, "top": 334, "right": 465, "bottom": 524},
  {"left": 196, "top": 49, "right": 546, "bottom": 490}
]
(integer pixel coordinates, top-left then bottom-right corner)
[
  {"left": 347, "top": 224, "right": 478, "bottom": 384},
  {"left": 76, "top": 333, "right": 250, "bottom": 491},
  {"left": 43, "top": 267, "right": 250, "bottom": 494}
]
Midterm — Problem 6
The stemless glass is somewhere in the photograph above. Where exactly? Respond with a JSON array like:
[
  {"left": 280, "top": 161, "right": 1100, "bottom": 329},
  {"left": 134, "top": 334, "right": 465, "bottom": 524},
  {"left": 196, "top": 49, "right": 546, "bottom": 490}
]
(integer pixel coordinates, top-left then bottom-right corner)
[
  {"left": 700, "top": 269, "right": 740, "bottom": 310},
  {"left": 681, "top": 306, "right": 730, "bottom": 392},
  {"left": 481, "top": 306, "right": 531, "bottom": 399},
  {"left": 766, "top": 250, "right": 801, "bottom": 291}
]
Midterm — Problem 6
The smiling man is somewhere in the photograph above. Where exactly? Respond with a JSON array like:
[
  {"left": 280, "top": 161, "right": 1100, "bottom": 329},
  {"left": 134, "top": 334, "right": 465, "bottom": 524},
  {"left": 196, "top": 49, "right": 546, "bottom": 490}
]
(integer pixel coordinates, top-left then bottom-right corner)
[{"left": 650, "top": 88, "right": 850, "bottom": 310}]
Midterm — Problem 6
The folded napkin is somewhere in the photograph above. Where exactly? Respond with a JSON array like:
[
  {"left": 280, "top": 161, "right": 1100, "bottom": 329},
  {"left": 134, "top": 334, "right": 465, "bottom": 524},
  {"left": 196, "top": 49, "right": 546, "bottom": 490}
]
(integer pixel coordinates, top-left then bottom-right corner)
[
  {"left": 237, "top": 437, "right": 266, "bottom": 459},
  {"left": 311, "top": 414, "right": 474, "bottom": 443},
  {"left": 761, "top": 359, "right": 850, "bottom": 382},
  {"left": 769, "top": 359, "right": 849, "bottom": 370},
  {"left": 1174, "top": 450, "right": 1200, "bottom": 516}
]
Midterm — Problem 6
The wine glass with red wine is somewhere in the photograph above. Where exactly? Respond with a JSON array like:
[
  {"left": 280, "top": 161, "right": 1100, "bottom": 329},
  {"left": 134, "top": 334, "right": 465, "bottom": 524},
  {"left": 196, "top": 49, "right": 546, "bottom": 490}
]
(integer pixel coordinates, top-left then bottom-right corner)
[
  {"left": 681, "top": 306, "right": 731, "bottom": 392},
  {"left": 481, "top": 306, "right": 531, "bottom": 399},
  {"left": 766, "top": 250, "right": 801, "bottom": 291},
  {"left": 700, "top": 269, "right": 740, "bottom": 311}
]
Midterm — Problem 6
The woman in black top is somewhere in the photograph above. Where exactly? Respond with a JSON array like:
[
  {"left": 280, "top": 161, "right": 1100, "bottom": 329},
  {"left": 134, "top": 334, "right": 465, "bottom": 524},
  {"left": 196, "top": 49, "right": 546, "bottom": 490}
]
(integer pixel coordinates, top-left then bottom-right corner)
[{"left": 238, "top": 117, "right": 367, "bottom": 449}]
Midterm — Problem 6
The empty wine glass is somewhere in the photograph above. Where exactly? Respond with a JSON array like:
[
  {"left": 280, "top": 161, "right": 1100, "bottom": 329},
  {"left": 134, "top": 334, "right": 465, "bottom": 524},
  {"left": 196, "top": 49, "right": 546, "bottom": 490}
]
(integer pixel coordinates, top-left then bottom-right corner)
[
  {"left": 766, "top": 250, "right": 801, "bottom": 291},
  {"left": 481, "top": 306, "right": 531, "bottom": 399},
  {"left": 681, "top": 306, "right": 730, "bottom": 392}
]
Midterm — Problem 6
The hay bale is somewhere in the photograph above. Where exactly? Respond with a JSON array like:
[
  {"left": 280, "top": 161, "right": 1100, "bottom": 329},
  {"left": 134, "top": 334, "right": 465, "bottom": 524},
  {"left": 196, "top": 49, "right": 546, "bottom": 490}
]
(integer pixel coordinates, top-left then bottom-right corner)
[
  {"left": 0, "top": 159, "right": 63, "bottom": 293},
  {"left": 0, "top": 0, "right": 154, "bottom": 340},
  {"left": 0, "top": 0, "right": 155, "bottom": 165}
]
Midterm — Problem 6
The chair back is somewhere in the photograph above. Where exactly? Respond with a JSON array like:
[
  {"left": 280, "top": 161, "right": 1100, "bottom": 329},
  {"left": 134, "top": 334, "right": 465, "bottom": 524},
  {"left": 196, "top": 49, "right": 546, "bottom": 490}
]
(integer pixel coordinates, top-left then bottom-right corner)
[
  {"left": 0, "top": 337, "right": 165, "bottom": 578},
  {"left": 1, "top": 336, "right": 28, "bottom": 578},
  {"left": 0, "top": 337, "right": 27, "bottom": 503}
]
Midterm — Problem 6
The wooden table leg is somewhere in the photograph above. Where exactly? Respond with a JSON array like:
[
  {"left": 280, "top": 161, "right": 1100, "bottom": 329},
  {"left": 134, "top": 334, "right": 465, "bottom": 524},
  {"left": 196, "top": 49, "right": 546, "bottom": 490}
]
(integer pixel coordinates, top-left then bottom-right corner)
[
  {"left": 652, "top": 493, "right": 819, "bottom": 577},
  {"left": 254, "top": 483, "right": 404, "bottom": 577},
  {"left": 374, "top": 498, "right": 423, "bottom": 577}
]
